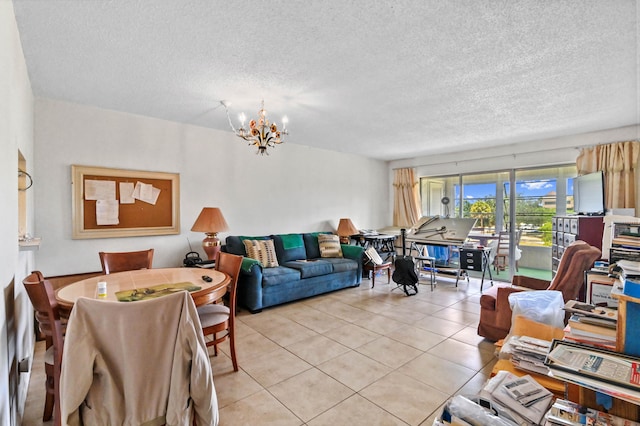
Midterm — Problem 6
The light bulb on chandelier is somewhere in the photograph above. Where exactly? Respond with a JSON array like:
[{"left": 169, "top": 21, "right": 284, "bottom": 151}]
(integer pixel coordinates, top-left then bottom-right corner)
[{"left": 221, "top": 100, "right": 289, "bottom": 155}]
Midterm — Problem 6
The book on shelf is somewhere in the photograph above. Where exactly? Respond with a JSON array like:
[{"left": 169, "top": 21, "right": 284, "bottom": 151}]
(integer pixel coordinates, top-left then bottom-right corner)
[
  {"left": 590, "top": 265, "right": 610, "bottom": 273},
  {"left": 615, "top": 259, "right": 640, "bottom": 276},
  {"left": 610, "top": 247, "right": 640, "bottom": 263},
  {"left": 564, "top": 327, "right": 616, "bottom": 342},
  {"left": 613, "top": 222, "right": 640, "bottom": 238},
  {"left": 574, "top": 314, "right": 617, "bottom": 329},
  {"left": 563, "top": 300, "right": 618, "bottom": 322},
  {"left": 562, "top": 326, "right": 617, "bottom": 351},
  {"left": 568, "top": 314, "right": 617, "bottom": 336},
  {"left": 612, "top": 236, "right": 640, "bottom": 248}
]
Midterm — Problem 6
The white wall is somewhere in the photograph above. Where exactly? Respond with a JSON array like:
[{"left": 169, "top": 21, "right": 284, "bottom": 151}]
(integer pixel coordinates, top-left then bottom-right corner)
[
  {"left": 0, "top": 2, "right": 35, "bottom": 423},
  {"left": 34, "top": 99, "right": 390, "bottom": 276}
]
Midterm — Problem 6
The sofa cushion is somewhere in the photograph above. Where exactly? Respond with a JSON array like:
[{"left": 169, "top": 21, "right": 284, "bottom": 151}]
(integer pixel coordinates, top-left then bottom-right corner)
[
  {"left": 244, "top": 239, "right": 279, "bottom": 268},
  {"left": 225, "top": 235, "right": 270, "bottom": 256},
  {"left": 303, "top": 232, "right": 332, "bottom": 259},
  {"left": 261, "top": 266, "right": 301, "bottom": 287},
  {"left": 283, "top": 260, "right": 333, "bottom": 278},
  {"left": 272, "top": 234, "right": 307, "bottom": 262},
  {"left": 318, "top": 234, "right": 343, "bottom": 258},
  {"left": 322, "top": 258, "right": 358, "bottom": 273}
]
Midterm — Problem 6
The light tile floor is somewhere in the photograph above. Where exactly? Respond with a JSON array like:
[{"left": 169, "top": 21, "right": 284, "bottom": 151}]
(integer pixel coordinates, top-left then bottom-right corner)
[{"left": 22, "top": 274, "right": 498, "bottom": 426}]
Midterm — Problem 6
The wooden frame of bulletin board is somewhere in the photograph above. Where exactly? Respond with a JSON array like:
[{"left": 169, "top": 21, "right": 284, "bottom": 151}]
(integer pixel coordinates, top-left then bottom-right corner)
[{"left": 72, "top": 165, "right": 180, "bottom": 239}]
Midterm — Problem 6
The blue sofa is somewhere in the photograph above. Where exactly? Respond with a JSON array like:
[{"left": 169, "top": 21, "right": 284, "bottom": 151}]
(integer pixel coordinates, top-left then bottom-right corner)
[{"left": 223, "top": 233, "right": 363, "bottom": 313}]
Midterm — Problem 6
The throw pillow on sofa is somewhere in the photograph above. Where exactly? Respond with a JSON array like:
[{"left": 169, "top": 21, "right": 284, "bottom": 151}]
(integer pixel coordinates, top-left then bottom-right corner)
[
  {"left": 272, "top": 234, "right": 307, "bottom": 262},
  {"left": 244, "top": 239, "right": 279, "bottom": 267},
  {"left": 318, "top": 234, "right": 343, "bottom": 258}
]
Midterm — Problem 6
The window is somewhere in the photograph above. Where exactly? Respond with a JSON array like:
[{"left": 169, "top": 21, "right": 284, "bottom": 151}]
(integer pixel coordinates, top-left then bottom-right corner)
[{"left": 420, "top": 164, "right": 577, "bottom": 280}]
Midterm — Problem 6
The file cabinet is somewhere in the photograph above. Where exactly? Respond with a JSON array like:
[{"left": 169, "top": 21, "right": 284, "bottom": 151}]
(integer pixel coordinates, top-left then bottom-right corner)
[{"left": 551, "top": 215, "right": 604, "bottom": 276}]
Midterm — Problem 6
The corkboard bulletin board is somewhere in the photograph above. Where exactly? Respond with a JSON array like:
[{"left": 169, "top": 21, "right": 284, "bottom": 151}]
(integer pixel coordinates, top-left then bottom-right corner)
[{"left": 72, "top": 165, "right": 180, "bottom": 239}]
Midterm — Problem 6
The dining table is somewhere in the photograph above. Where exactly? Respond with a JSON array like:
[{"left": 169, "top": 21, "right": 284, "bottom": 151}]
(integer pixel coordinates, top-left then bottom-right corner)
[{"left": 55, "top": 267, "right": 230, "bottom": 314}]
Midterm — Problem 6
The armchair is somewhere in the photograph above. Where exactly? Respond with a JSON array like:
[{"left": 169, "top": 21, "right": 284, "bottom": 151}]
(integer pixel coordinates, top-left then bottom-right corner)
[{"left": 477, "top": 240, "right": 601, "bottom": 341}]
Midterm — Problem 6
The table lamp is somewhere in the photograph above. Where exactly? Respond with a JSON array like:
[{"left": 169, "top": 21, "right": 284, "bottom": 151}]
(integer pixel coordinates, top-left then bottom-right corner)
[
  {"left": 337, "top": 218, "right": 358, "bottom": 244},
  {"left": 191, "top": 207, "right": 229, "bottom": 260}
]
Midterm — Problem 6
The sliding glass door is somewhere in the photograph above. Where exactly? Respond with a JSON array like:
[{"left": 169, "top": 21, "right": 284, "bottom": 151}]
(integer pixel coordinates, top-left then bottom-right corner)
[{"left": 420, "top": 165, "right": 576, "bottom": 281}]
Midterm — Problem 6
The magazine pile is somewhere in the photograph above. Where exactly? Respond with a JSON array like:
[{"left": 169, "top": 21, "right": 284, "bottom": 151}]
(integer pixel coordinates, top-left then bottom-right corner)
[
  {"left": 480, "top": 370, "right": 553, "bottom": 425},
  {"left": 544, "top": 340, "right": 640, "bottom": 405},
  {"left": 562, "top": 300, "right": 618, "bottom": 350},
  {"left": 545, "top": 398, "right": 640, "bottom": 426}
]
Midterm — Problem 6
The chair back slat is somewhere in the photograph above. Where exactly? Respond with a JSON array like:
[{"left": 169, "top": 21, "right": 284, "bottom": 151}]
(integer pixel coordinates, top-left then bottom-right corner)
[
  {"left": 99, "top": 249, "right": 154, "bottom": 274},
  {"left": 215, "top": 251, "right": 243, "bottom": 316}
]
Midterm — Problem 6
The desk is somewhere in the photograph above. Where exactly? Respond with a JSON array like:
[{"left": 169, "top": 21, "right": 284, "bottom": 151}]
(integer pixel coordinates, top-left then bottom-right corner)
[
  {"left": 467, "top": 233, "right": 499, "bottom": 247},
  {"left": 406, "top": 238, "right": 469, "bottom": 288},
  {"left": 355, "top": 234, "right": 397, "bottom": 254},
  {"left": 56, "top": 268, "right": 229, "bottom": 312}
]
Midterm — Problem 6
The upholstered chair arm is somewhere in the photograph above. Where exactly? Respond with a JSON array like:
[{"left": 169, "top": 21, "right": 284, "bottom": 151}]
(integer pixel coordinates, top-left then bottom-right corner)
[
  {"left": 236, "top": 258, "right": 264, "bottom": 313},
  {"left": 241, "top": 257, "right": 262, "bottom": 273},
  {"left": 511, "top": 275, "right": 550, "bottom": 291},
  {"left": 493, "top": 286, "right": 529, "bottom": 334},
  {"left": 342, "top": 244, "right": 364, "bottom": 284}
]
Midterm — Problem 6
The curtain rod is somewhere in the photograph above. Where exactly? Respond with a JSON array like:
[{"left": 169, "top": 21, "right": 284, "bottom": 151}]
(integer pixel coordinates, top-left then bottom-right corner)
[{"left": 390, "top": 145, "right": 579, "bottom": 171}]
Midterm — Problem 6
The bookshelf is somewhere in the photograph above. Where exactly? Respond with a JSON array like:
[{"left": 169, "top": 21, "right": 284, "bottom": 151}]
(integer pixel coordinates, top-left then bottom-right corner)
[
  {"left": 609, "top": 222, "right": 640, "bottom": 356},
  {"left": 553, "top": 221, "right": 640, "bottom": 421},
  {"left": 611, "top": 284, "right": 640, "bottom": 357}
]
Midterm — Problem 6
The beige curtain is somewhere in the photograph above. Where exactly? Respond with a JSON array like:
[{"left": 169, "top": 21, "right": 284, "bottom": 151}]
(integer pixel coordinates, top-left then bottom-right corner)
[
  {"left": 576, "top": 141, "right": 640, "bottom": 209},
  {"left": 393, "top": 168, "right": 421, "bottom": 227}
]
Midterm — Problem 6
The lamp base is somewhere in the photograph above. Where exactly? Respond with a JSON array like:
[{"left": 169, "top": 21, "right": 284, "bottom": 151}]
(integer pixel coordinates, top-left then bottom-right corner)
[
  {"left": 339, "top": 236, "right": 351, "bottom": 244},
  {"left": 202, "top": 233, "right": 221, "bottom": 261}
]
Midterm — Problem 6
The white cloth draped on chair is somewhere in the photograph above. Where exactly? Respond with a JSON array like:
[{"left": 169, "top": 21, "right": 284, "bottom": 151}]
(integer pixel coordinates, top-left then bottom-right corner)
[{"left": 60, "top": 291, "right": 218, "bottom": 426}]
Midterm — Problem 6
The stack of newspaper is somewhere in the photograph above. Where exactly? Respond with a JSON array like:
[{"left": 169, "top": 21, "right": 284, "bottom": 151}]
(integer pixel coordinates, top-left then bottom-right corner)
[
  {"left": 500, "top": 335, "right": 553, "bottom": 375},
  {"left": 481, "top": 370, "right": 554, "bottom": 425}
]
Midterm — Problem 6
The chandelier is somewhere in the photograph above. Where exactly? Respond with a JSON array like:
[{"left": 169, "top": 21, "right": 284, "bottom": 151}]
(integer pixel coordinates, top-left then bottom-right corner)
[{"left": 221, "top": 100, "right": 289, "bottom": 155}]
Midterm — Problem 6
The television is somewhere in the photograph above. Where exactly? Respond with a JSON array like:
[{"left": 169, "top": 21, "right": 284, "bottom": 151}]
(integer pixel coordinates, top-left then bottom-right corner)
[{"left": 573, "top": 171, "right": 605, "bottom": 215}]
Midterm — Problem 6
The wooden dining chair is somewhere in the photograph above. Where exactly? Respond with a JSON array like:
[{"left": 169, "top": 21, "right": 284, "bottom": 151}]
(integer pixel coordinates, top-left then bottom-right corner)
[
  {"left": 197, "top": 251, "right": 243, "bottom": 371},
  {"left": 492, "top": 230, "right": 521, "bottom": 274},
  {"left": 98, "top": 248, "right": 154, "bottom": 274},
  {"left": 23, "top": 271, "right": 64, "bottom": 426}
]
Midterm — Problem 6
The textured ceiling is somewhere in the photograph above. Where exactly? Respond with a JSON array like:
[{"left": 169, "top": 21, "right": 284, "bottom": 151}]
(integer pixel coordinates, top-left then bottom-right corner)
[{"left": 11, "top": 0, "right": 640, "bottom": 161}]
